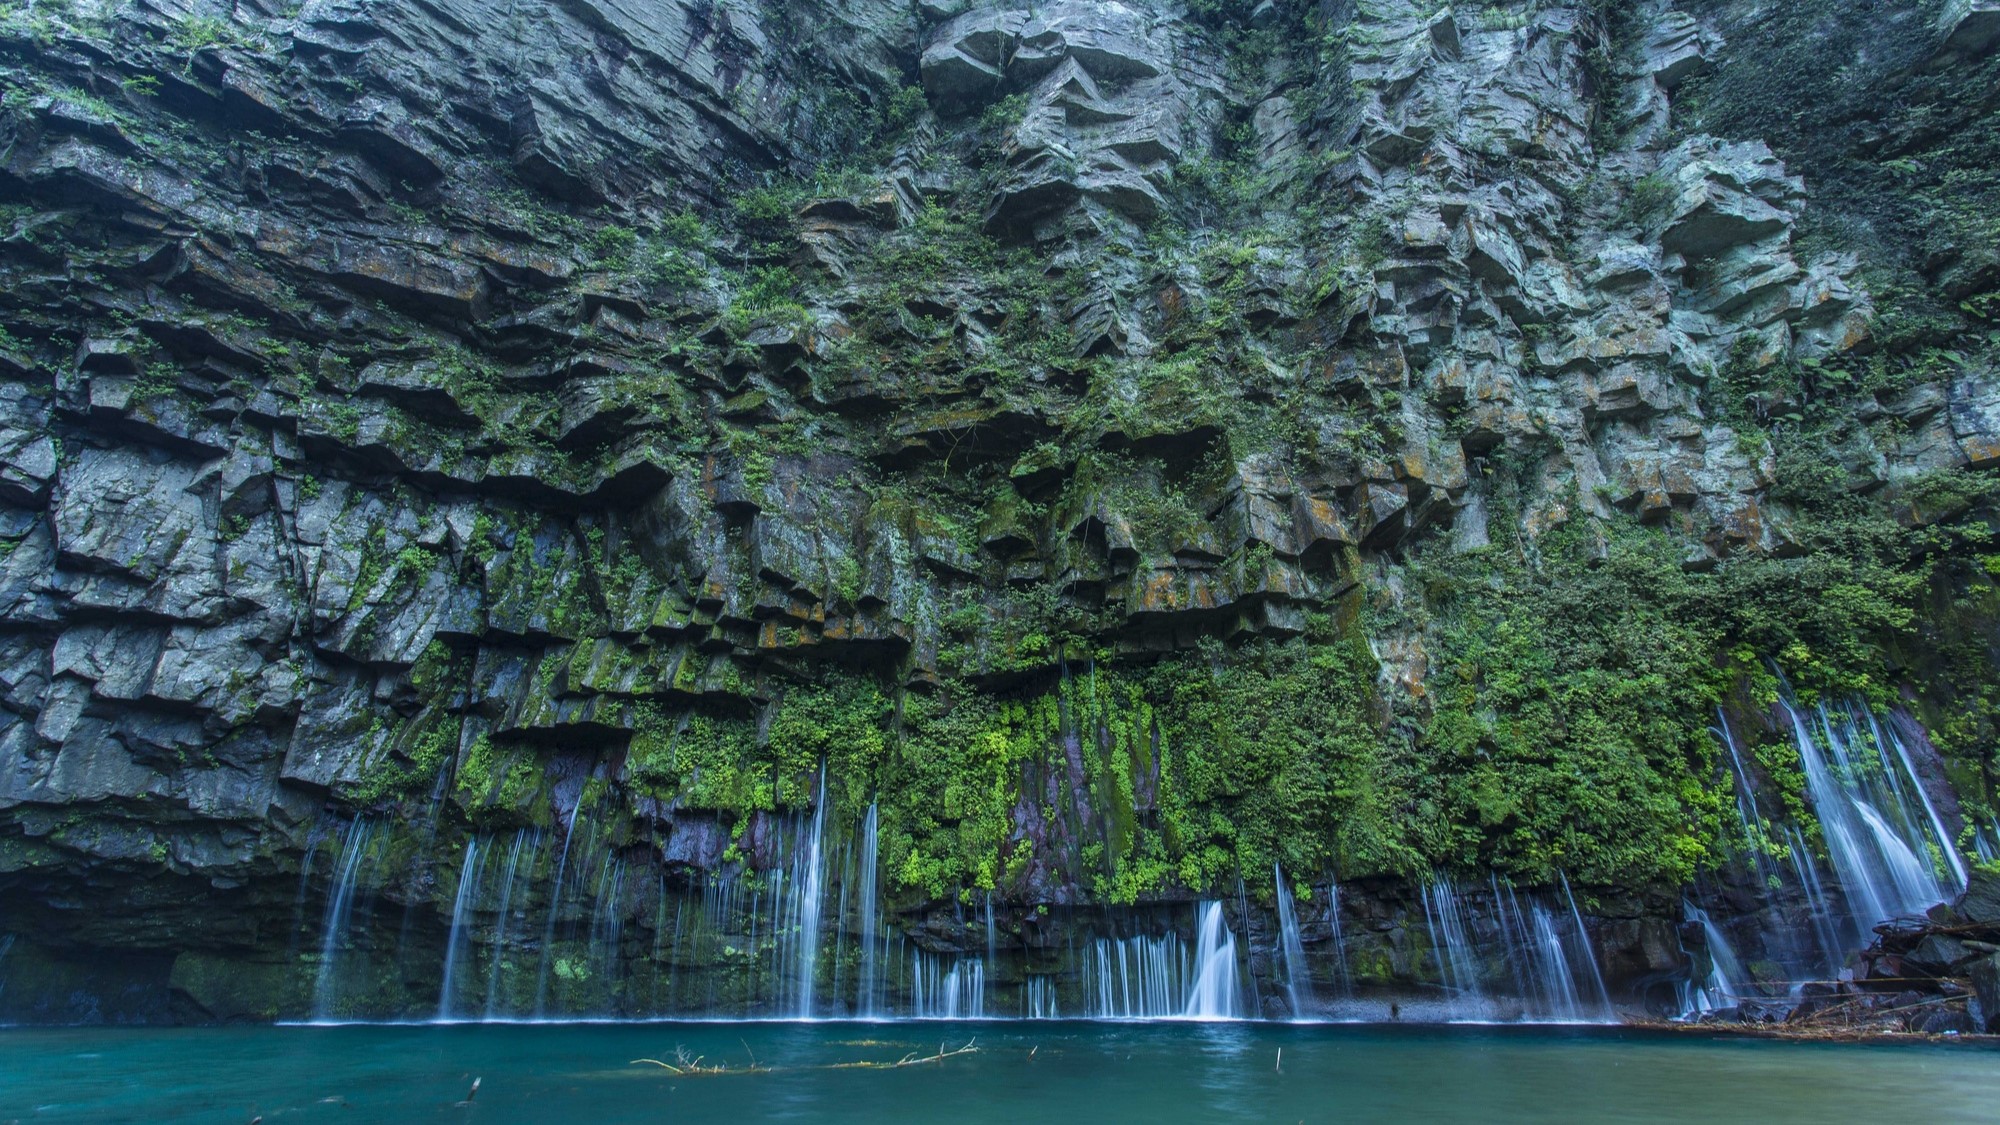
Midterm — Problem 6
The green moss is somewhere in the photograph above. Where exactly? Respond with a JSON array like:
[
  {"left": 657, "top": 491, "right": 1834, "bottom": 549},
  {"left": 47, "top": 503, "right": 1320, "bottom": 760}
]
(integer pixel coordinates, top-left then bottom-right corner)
[
  {"left": 1409, "top": 520, "right": 1727, "bottom": 885},
  {"left": 724, "top": 265, "right": 808, "bottom": 334},
  {"left": 626, "top": 705, "right": 761, "bottom": 809},
  {"left": 880, "top": 689, "right": 1051, "bottom": 899},
  {"left": 1684, "top": 0, "right": 2000, "bottom": 354},
  {"left": 348, "top": 707, "right": 461, "bottom": 805},
  {"left": 767, "top": 681, "right": 891, "bottom": 809}
]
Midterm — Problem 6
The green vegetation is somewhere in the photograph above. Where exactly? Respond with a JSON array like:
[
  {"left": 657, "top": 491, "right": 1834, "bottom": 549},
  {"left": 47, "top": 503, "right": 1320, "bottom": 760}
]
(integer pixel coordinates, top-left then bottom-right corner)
[
  {"left": 1679, "top": 0, "right": 2000, "bottom": 374},
  {"left": 13, "top": 0, "right": 1999, "bottom": 927}
]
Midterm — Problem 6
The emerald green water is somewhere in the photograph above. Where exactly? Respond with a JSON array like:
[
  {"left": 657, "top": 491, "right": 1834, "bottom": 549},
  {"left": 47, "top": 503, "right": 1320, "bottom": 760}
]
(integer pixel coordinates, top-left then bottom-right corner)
[{"left": 3, "top": 1023, "right": 1995, "bottom": 1123}]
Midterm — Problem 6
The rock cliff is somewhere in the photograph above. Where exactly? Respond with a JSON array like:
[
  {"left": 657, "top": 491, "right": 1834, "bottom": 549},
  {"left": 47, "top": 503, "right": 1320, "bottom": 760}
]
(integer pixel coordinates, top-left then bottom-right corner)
[{"left": 1, "top": 0, "right": 1998, "bottom": 1023}]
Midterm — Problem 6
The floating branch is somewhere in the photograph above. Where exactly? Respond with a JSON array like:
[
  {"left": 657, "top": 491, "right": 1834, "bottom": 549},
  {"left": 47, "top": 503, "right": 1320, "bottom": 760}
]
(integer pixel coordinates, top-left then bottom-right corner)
[
  {"left": 631, "top": 1040, "right": 980, "bottom": 1077},
  {"left": 631, "top": 1045, "right": 769, "bottom": 1076},
  {"left": 826, "top": 1040, "right": 981, "bottom": 1070}
]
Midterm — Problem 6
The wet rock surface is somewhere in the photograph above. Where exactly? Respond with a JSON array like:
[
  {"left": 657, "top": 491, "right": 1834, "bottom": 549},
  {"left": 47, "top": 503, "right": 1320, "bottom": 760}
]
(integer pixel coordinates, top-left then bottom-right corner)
[
  {"left": 0, "top": 0, "right": 1996, "bottom": 1022},
  {"left": 1659, "top": 868, "right": 2000, "bottom": 1035}
]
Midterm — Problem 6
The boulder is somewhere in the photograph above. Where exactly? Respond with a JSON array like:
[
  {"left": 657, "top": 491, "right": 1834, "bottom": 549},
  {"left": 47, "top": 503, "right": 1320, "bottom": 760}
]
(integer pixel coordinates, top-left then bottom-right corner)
[
  {"left": 1935, "top": 0, "right": 2000, "bottom": 63},
  {"left": 1960, "top": 868, "right": 2000, "bottom": 926},
  {"left": 1970, "top": 952, "right": 2000, "bottom": 1033},
  {"left": 1643, "top": 11, "right": 1711, "bottom": 90}
]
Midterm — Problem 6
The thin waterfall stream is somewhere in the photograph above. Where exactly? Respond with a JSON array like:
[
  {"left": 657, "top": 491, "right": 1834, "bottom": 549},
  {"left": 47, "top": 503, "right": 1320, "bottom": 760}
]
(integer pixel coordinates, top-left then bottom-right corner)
[
  {"left": 276, "top": 690, "right": 1968, "bottom": 1027},
  {"left": 310, "top": 818, "right": 375, "bottom": 1020},
  {"left": 1274, "top": 865, "right": 1310, "bottom": 1017}
]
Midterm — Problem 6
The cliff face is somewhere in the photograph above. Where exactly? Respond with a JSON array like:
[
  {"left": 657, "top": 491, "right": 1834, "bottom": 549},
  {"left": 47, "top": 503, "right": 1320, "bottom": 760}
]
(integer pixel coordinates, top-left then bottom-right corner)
[{"left": 1, "top": 0, "right": 1998, "bottom": 1023}]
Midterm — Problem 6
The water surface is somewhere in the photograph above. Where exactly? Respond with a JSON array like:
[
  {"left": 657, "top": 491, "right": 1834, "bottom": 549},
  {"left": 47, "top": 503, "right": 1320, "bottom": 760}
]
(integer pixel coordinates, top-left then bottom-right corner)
[{"left": 3, "top": 1022, "right": 1994, "bottom": 1123}]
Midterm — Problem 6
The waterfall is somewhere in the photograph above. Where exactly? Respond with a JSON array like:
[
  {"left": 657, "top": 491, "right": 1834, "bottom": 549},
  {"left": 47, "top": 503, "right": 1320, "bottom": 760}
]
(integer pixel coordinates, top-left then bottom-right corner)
[
  {"left": 588, "top": 853, "right": 628, "bottom": 1002},
  {"left": 1024, "top": 975, "right": 1059, "bottom": 1019},
  {"left": 1866, "top": 709, "right": 1968, "bottom": 889},
  {"left": 856, "top": 803, "right": 880, "bottom": 1018},
  {"left": 1978, "top": 822, "right": 2000, "bottom": 864},
  {"left": 1184, "top": 901, "right": 1244, "bottom": 1019},
  {"left": 1421, "top": 880, "right": 1486, "bottom": 1017},
  {"left": 1492, "top": 878, "right": 1610, "bottom": 1022},
  {"left": 311, "top": 818, "right": 375, "bottom": 1020},
  {"left": 779, "top": 767, "right": 830, "bottom": 1018},
  {"left": 1326, "top": 880, "right": 1352, "bottom": 996},
  {"left": 984, "top": 893, "right": 998, "bottom": 973},
  {"left": 1698, "top": 692, "right": 1965, "bottom": 1001},
  {"left": 437, "top": 837, "right": 485, "bottom": 1021},
  {"left": 684, "top": 870, "right": 748, "bottom": 1016},
  {"left": 1781, "top": 690, "right": 1961, "bottom": 945},
  {"left": 534, "top": 787, "right": 590, "bottom": 1015},
  {"left": 1085, "top": 930, "right": 1187, "bottom": 1018},
  {"left": 1560, "top": 874, "right": 1614, "bottom": 1020},
  {"left": 1521, "top": 899, "right": 1584, "bottom": 1021},
  {"left": 390, "top": 772, "right": 451, "bottom": 997},
  {"left": 1715, "top": 710, "right": 1775, "bottom": 886},
  {"left": 288, "top": 819, "right": 333, "bottom": 962},
  {"left": 1411, "top": 878, "right": 1611, "bottom": 1023},
  {"left": 1681, "top": 902, "right": 1748, "bottom": 1016},
  {"left": 909, "top": 952, "right": 986, "bottom": 1019},
  {"left": 483, "top": 828, "right": 540, "bottom": 1018},
  {"left": 1274, "top": 865, "right": 1311, "bottom": 1017},
  {"left": 947, "top": 960, "right": 985, "bottom": 1019},
  {"left": 1077, "top": 901, "right": 1243, "bottom": 1019},
  {"left": 664, "top": 888, "right": 688, "bottom": 1012},
  {"left": 1783, "top": 823, "right": 1846, "bottom": 974}
]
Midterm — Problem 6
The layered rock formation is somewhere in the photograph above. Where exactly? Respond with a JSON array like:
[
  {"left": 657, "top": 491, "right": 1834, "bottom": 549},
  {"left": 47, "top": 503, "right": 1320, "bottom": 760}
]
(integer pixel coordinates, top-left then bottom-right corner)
[{"left": 1, "top": 0, "right": 1997, "bottom": 1023}]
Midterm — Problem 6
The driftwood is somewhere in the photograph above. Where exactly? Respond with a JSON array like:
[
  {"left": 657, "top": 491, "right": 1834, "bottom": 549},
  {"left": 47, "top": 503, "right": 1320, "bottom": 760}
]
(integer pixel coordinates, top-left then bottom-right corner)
[
  {"left": 630, "top": 1045, "right": 769, "bottom": 1076},
  {"left": 632, "top": 1039, "right": 980, "bottom": 1077},
  {"left": 824, "top": 1041, "right": 981, "bottom": 1070},
  {"left": 1789, "top": 993, "right": 1958, "bottom": 1027}
]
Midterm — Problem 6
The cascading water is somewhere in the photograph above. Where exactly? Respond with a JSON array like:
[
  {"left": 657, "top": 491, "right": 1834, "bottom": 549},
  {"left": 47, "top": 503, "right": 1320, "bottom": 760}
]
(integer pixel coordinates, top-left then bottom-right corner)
[
  {"left": 1695, "top": 690, "right": 1969, "bottom": 1013},
  {"left": 1421, "top": 880, "right": 1486, "bottom": 1018},
  {"left": 483, "top": 829, "right": 541, "bottom": 1018},
  {"left": 277, "top": 762, "right": 1653, "bottom": 1027},
  {"left": 1781, "top": 822, "right": 1847, "bottom": 974},
  {"left": 588, "top": 853, "right": 628, "bottom": 997},
  {"left": 855, "top": 803, "right": 881, "bottom": 1018},
  {"left": 288, "top": 819, "right": 333, "bottom": 962},
  {"left": 1408, "top": 878, "right": 1610, "bottom": 1023},
  {"left": 1084, "top": 930, "right": 1188, "bottom": 1018},
  {"left": 909, "top": 952, "right": 986, "bottom": 1019},
  {"left": 777, "top": 767, "right": 830, "bottom": 1018},
  {"left": 311, "top": 818, "right": 375, "bottom": 1019},
  {"left": 1326, "top": 880, "right": 1352, "bottom": 997},
  {"left": 1274, "top": 866, "right": 1310, "bottom": 1017},
  {"left": 1077, "top": 902, "right": 1242, "bottom": 1018},
  {"left": 1518, "top": 898, "right": 1584, "bottom": 1021},
  {"left": 1560, "top": 874, "right": 1614, "bottom": 1020},
  {"left": 984, "top": 894, "right": 998, "bottom": 976},
  {"left": 437, "top": 837, "right": 485, "bottom": 1021},
  {"left": 1978, "top": 822, "right": 2000, "bottom": 864},
  {"left": 1184, "top": 901, "right": 1243, "bottom": 1019},
  {"left": 1864, "top": 708, "right": 1967, "bottom": 890},
  {"left": 1715, "top": 710, "right": 1775, "bottom": 887},
  {"left": 533, "top": 784, "right": 592, "bottom": 1015},
  {"left": 1780, "top": 689, "right": 1963, "bottom": 947},
  {"left": 1024, "top": 975, "right": 1059, "bottom": 1019},
  {"left": 1680, "top": 902, "right": 1748, "bottom": 1016}
]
